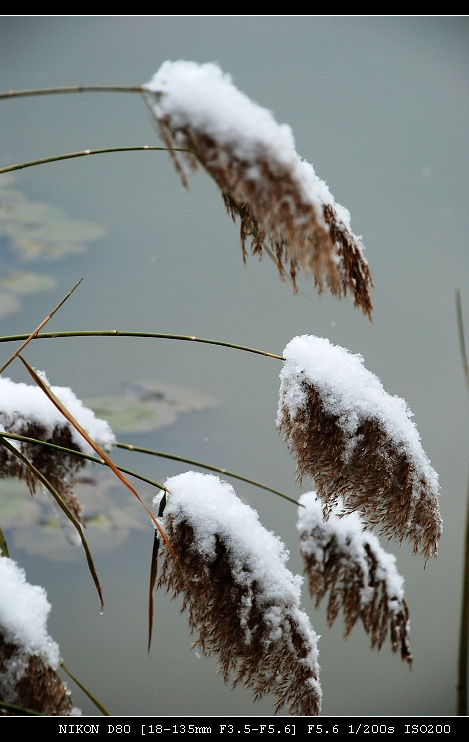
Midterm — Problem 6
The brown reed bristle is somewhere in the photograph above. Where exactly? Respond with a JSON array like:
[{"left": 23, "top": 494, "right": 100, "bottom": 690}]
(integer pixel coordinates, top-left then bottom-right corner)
[
  {"left": 0, "top": 418, "right": 85, "bottom": 524},
  {"left": 157, "top": 511, "right": 322, "bottom": 716},
  {"left": 278, "top": 379, "right": 442, "bottom": 561},
  {"left": 0, "top": 632, "right": 74, "bottom": 715},
  {"left": 154, "top": 117, "right": 373, "bottom": 319},
  {"left": 143, "top": 56, "right": 373, "bottom": 323},
  {"left": 297, "top": 494, "right": 412, "bottom": 664}
]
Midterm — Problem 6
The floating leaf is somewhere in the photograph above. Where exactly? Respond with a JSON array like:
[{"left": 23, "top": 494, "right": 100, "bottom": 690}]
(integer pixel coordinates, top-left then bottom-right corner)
[
  {"left": 0, "top": 178, "right": 105, "bottom": 318},
  {"left": 0, "top": 184, "right": 106, "bottom": 260},
  {"left": 12, "top": 237, "right": 90, "bottom": 260},
  {"left": 0, "top": 269, "right": 56, "bottom": 296},
  {"left": 0, "top": 292, "right": 20, "bottom": 320},
  {"left": 0, "top": 470, "right": 151, "bottom": 561},
  {"left": 86, "top": 381, "right": 219, "bottom": 434}
]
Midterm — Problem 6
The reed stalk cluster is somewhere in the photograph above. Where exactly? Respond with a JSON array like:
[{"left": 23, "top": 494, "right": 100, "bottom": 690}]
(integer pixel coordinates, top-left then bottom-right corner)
[{"left": 0, "top": 60, "right": 446, "bottom": 717}]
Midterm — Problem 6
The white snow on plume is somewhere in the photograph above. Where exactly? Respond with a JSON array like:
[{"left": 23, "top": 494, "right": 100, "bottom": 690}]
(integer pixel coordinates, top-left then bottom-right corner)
[
  {"left": 155, "top": 470, "right": 305, "bottom": 608},
  {"left": 277, "top": 334, "right": 440, "bottom": 498},
  {"left": 154, "top": 471, "right": 321, "bottom": 685},
  {"left": 0, "top": 557, "right": 61, "bottom": 669},
  {"left": 144, "top": 60, "right": 358, "bottom": 236},
  {"left": 0, "top": 372, "right": 116, "bottom": 455},
  {"left": 297, "top": 492, "right": 405, "bottom": 610}
]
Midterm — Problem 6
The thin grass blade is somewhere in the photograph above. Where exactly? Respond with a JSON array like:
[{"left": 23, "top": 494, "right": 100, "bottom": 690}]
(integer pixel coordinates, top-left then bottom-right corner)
[{"left": 0, "top": 436, "right": 103, "bottom": 608}]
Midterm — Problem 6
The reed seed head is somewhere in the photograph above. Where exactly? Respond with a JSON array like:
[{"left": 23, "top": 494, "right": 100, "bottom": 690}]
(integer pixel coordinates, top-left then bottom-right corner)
[
  {"left": 277, "top": 336, "right": 442, "bottom": 560},
  {"left": 144, "top": 60, "right": 373, "bottom": 319},
  {"left": 0, "top": 556, "right": 76, "bottom": 715},
  {"left": 297, "top": 493, "right": 412, "bottom": 664},
  {"left": 0, "top": 632, "right": 74, "bottom": 715},
  {"left": 154, "top": 471, "right": 322, "bottom": 716},
  {"left": 0, "top": 374, "right": 116, "bottom": 530}
]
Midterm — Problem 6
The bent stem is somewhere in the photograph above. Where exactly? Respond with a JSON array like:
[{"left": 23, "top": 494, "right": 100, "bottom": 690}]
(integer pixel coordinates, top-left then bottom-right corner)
[
  {"left": 17, "top": 356, "right": 169, "bottom": 535},
  {"left": 0, "top": 147, "right": 176, "bottom": 176},
  {"left": 0, "top": 329, "right": 284, "bottom": 360},
  {"left": 0, "top": 432, "right": 298, "bottom": 508},
  {"left": 116, "top": 442, "right": 300, "bottom": 507},
  {"left": 0, "top": 84, "right": 145, "bottom": 100},
  {"left": 456, "top": 288, "right": 469, "bottom": 716},
  {"left": 0, "top": 279, "right": 83, "bottom": 375},
  {"left": 0, "top": 432, "right": 166, "bottom": 491},
  {"left": 60, "top": 662, "right": 110, "bottom": 716}
]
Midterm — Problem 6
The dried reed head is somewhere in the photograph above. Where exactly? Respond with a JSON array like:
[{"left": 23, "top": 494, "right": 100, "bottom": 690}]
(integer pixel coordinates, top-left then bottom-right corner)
[
  {"left": 0, "top": 556, "right": 75, "bottom": 716},
  {"left": 0, "top": 632, "right": 74, "bottom": 715},
  {"left": 297, "top": 493, "right": 412, "bottom": 664},
  {"left": 144, "top": 61, "right": 373, "bottom": 319},
  {"left": 154, "top": 471, "right": 322, "bottom": 716},
  {"left": 0, "top": 374, "right": 116, "bottom": 530},
  {"left": 277, "top": 336, "right": 442, "bottom": 560},
  {"left": 0, "top": 417, "right": 85, "bottom": 524}
]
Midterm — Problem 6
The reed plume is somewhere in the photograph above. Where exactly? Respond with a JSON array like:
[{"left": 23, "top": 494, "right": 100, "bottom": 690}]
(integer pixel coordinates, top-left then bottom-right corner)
[
  {"left": 143, "top": 60, "right": 373, "bottom": 319},
  {"left": 297, "top": 492, "right": 412, "bottom": 663},
  {"left": 0, "top": 417, "right": 85, "bottom": 524},
  {"left": 0, "top": 634, "right": 74, "bottom": 715},
  {"left": 0, "top": 374, "right": 115, "bottom": 531},
  {"left": 277, "top": 335, "right": 442, "bottom": 560},
  {"left": 0, "top": 556, "right": 75, "bottom": 715},
  {"left": 154, "top": 471, "right": 322, "bottom": 716}
]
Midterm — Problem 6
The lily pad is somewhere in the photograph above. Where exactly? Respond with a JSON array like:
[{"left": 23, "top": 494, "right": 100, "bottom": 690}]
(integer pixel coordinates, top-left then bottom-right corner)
[
  {"left": 0, "top": 177, "right": 106, "bottom": 318},
  {"left": 0, "top": 184, "right": 106, "bottom": 259},
  {"left": 0, "top": 269, "right": 57, "bottom": 295},
  {"left": 86, "top": 380, "right": 219, "bottom": 434},
  {"left": 0, "top": 470, "right": 154, "bottom": 561},
  {"left": 0, "top": 291, "right": 21, "bottom": 320}
]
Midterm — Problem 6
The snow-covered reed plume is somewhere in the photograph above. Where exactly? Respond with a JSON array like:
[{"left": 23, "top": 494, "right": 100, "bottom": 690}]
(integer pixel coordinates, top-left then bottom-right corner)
[
  {"left": 154, "top": 471, "right": 322, "bottom": 716},
  {"left": 144, "top": 60, "right": 373, "bottom": 319},
  {"left": 0, "top": 556, "right": 77, "bottom": 715},
  {"left": 297, "top": 493, "right": 412, "bottom": 663},
  {"left": 0, "top": 373, "right": 115, "bottom": 528},
  {"left": 277, "top": 335, "right": 442, "bottom": 560}
]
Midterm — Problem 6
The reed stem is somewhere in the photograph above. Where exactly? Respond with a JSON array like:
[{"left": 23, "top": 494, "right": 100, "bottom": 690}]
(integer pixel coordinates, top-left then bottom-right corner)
[
  {"left": 456, "top": 288, "right": 469, "bottom": 716},
  {"left": 0, "top": 330, "right": 284, "bottom": 360},
  {"left": 0, "top": 147, "right": 172, "bottom": 175},
  {"left": 0, "top": 84, "right": 145, "bottom": 100}
]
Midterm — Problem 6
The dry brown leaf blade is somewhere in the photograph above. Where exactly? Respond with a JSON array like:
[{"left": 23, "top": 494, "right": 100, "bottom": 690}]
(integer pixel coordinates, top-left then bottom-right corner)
[{"left": 0, "top": 435, "right": 103, "bottom": 609}]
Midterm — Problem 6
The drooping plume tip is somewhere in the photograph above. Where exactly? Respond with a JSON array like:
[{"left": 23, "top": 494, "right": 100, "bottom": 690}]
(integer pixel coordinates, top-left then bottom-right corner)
[
  {"left": 144, "top": 60, "right": 373, "bottom": 319},
  {"left": 297, "top": 493, "right": 412, "bottom": 664},
  {"left": 154, "top": 470, "right": 322, "bottom": 716},
  {"left": 277, "top": 335, "right": 442, "bottom": 559}
]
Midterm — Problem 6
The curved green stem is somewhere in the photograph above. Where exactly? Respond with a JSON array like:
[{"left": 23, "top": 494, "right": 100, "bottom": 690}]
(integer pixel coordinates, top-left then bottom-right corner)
[
  {"left": 116, "top": 442, "right": 300, "bottom": 507},
  {"left": 0, "top": 700, "right": 42, "bottom": 716},
  {"left": 0, "top": 432, "right": 166, "bottom": 492},
  {"left": 0, "top": 432, "right": 299, "bottom": 507},
  {"left": 456, "top": 289, "right": 469, "bottom": 716},
  {"left": 60, "top": 662, "right": 110, "bottom": 716},
  {"left": 0, "top": 146, "right": 174, "bottom": 175},
  {"left": 0, "top": 84, "right": 145, "bottom": 100},
  {"left": 0, "top": 330, "right": 284, "bottom": 360}
]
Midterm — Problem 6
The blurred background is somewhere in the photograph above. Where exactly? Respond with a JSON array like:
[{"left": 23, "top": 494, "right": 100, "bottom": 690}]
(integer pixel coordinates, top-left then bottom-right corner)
[{"left": 0, "top": 16, "right": 468, "bottom": 718}]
